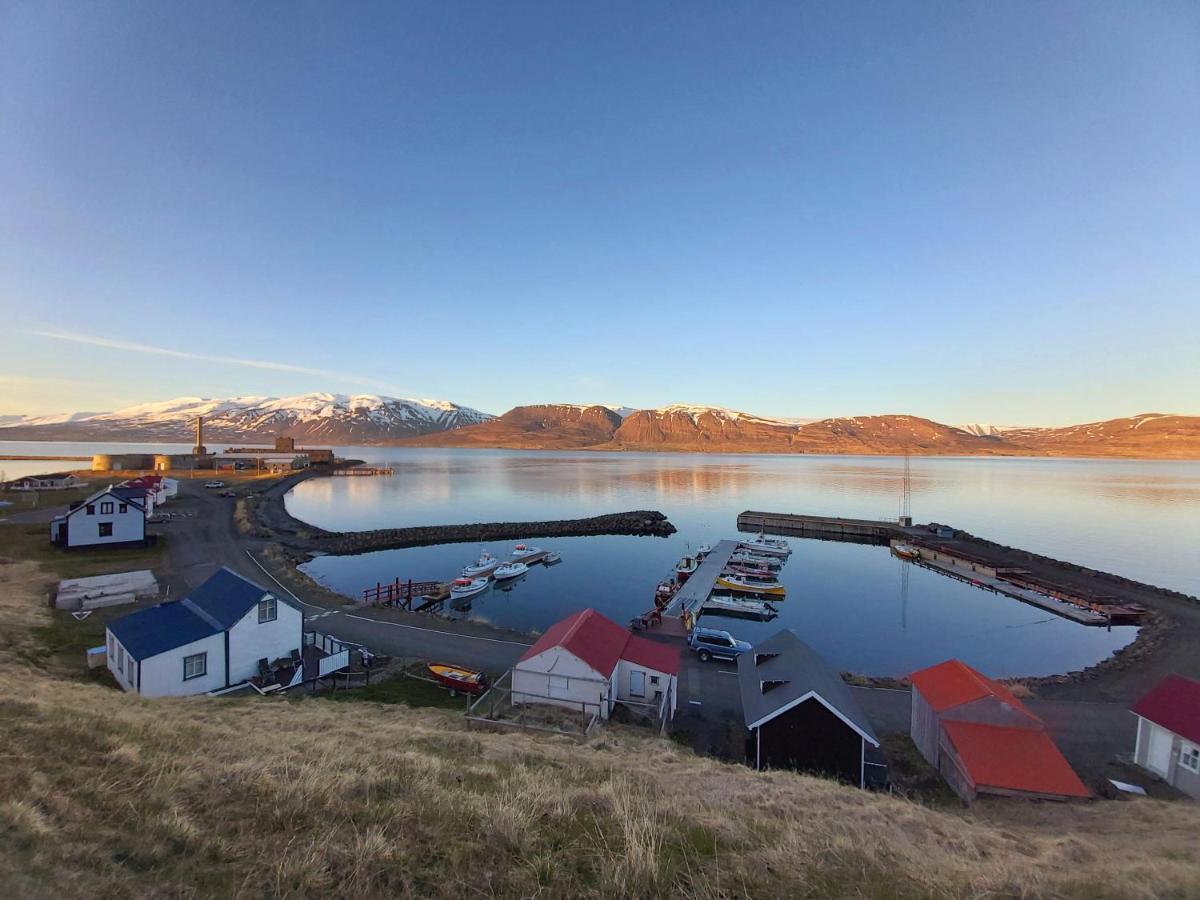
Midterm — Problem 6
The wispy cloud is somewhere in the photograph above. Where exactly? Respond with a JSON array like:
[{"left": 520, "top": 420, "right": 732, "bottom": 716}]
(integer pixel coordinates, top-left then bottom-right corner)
[{"left": 29, "top": 329, "right": 401, "bottom": 392}]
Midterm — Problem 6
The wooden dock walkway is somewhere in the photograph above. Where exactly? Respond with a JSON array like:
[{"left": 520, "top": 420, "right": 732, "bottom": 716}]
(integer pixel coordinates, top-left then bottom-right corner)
[{"left": 667, "top": 540, "right": 739, "bottom": 617}]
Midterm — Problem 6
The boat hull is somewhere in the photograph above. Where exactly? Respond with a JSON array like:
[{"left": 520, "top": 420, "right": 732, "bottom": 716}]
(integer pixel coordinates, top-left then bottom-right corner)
[
  {"left": 716, "top": 577, "right": 786, "bottom": 597},
  {"left": 428, "top": 664, "right": 488, "bottom": 695}
]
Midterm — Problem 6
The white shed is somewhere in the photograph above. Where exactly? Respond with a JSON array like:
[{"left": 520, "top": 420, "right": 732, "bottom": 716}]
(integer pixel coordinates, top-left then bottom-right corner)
[
  {"left": 511, "top": 608, "right": 678, "bottom": 720},
  {"left": 105, "top": 568, "right": 303, "bottom": 697},
  {"left": 1131, "top": 674, "right": 1200, "bottom": 800}
]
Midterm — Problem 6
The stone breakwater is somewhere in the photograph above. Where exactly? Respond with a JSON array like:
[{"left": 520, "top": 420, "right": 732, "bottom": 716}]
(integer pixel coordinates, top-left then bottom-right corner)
[{"left": 248, "top": 479, "right": 675, "bottom": 555}]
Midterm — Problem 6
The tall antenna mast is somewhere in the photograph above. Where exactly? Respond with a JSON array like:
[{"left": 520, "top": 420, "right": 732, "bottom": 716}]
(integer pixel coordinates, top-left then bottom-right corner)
[{"left": 899, "top": 451, "right": 912, "bottom": 525}]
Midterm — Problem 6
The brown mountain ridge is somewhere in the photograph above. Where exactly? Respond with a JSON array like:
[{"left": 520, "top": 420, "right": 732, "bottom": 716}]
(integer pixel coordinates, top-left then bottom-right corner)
[{"left": 401, "top": 406, "right": 1200, "bottom": 458}]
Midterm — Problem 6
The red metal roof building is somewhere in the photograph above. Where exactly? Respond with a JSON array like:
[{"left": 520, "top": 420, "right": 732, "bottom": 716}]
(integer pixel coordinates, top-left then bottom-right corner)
[
  {"left": 1131, "top": 674, "right": 1200, "bottom": 799},
  {"left": 513, "top": 608, "right": 680, "bottom": 722},
  {"left": 910, "top": 659, "right": 1089, "bottom": 802}
]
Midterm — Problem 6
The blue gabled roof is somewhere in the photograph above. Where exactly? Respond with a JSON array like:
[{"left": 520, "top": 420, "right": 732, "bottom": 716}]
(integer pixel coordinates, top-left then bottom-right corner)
[
  {"left": 184, "top": 567, "right": 273, "bottom": 629},
  {"left": 105, "top": 568, "right": 277, "bottom": 661},
  {"left": 107, "top": 601, "right": 220, "bottom": 661}
]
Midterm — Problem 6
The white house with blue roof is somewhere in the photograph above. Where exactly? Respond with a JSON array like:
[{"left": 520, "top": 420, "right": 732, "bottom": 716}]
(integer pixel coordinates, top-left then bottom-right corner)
[{"left": 105, "top": 568, "right": 303, "bottom": 697}]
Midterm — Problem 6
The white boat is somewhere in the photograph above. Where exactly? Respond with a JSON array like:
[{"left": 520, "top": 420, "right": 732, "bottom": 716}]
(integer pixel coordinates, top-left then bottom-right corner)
[
  {"left": 891, "top": 541, "right": 920, "bottom": 561},
  {"left": 715, "top": 572, "right": 786, "bottom": 597},
  {"left": 511, "top": 544, "right": 545, "bottom": 562},
  {"left": 462, "top": 551, "right": 501, "bottom": 578},
  {"left": 725, "top": 562, "right": 777, "bottom": 578},
  {"left": 730, "top": 551, "right": 783, "bottom": 569},
  {"left": 703, "top": 595, "right": 777, "bottom": 620},
  {"left": 696, "top": 543, "right": 713, "bottom": 559},
  {"left": 542, "top": 551, "right": 562, "bottom": 565},
  {"left": 675, "top": 555, "right": 700, "bottom": 583},
  {"left": 493, "top": 561, "right": 529, "bottom": 581},
  {"left": 738, "top": 536, "right": 791, "bottom": 558},
  {"left": 449, "top": 577, "right": 490, "bottom": 600}
]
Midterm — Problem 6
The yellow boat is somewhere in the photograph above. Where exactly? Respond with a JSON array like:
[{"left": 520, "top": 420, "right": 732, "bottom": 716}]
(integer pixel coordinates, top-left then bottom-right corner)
[
  {"left": 715, "top": 574, "right": 786, "bottom": 597},
  {"left": 891, "top": 542, "right": 920, "bottom": 561}
]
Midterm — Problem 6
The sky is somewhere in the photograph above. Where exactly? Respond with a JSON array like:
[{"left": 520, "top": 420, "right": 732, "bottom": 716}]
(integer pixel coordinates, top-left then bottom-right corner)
[{"left": 1, "top": 1, "right": 1197, "bottom": 426}]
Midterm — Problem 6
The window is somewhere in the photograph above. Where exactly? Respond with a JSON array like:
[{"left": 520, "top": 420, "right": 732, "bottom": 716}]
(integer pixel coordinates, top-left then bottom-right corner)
[
  {"left": 86, "top": 504, "right": 95, "bottom": 515},
  {"left": 100, "top": 501, "right": 113, "bottom": 514},
  {"left": 127, "top": 660, "right": 135, "bottom": 684},
  {"left": 117, "top": 646, "right": 125, "bottom": 670},
  {"left": 108, "top": 635, "right": 114, "bottom": 657},
  {"left": 118, "top": 504, "right": 128, "bottom": 513},
  {"left": 183, "top": 652, "right": 207, "bottom": 680},
  {"left": 1182, "top": 743, "right": 1200, "bottom": 774},
  {"left": 258, "top": 595, "right": 278, "bottom": 623},
  {"left": 98, "top": 522, "right": 113, "bottom": 538},
  {"left": 650, "top": 675, "right": 660, "bottom": 685}
]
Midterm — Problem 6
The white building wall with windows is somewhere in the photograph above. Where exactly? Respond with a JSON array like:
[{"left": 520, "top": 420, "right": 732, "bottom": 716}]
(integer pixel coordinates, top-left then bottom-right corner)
[
  {"left": 226, "top": 593, "right": 303, "bottom": 684},
  {"left": 1134, "top": 716, "right": 1200, "bottom": 800},
  {"left": 614, "top": 659, "right": 677, "bottom": 716},
  {"left": 55, "top": 493, "right": 145, "bottom": 548},
  {"left": 112, "top": 633, "right": 226, "bottom": 698}
]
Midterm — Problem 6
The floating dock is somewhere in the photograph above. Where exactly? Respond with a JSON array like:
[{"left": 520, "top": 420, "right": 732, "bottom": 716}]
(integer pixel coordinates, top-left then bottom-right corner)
[{"left": 667, "top": 540, "right": 739, "bottom": 617}]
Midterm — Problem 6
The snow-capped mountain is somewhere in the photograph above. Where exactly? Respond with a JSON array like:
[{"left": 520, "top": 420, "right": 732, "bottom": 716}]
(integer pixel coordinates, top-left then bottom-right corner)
[
  {"left": 958, "top": 423, "right": 1025, "bottom": 437},
  {"left": 0, "top": 393, "right": 494, "bottom": 444}
]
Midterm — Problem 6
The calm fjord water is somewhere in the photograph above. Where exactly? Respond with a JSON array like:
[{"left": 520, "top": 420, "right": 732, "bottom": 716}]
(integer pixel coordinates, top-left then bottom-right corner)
[{"left": 291, "top": 450, "right": 1199, "bottom": 678}]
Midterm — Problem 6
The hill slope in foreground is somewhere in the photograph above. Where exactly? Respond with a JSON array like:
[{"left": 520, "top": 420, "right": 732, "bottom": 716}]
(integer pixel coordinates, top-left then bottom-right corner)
[
  {"left": 2, "top": 559, "right": 1199, "bottom": 898},
  {"left": 405, "top": 407, "right": 1200, "bottom": 458}
]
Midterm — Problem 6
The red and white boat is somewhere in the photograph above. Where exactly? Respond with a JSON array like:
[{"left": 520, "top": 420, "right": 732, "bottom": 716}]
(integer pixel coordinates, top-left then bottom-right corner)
[
  {"left": 675, "top": 555, "right": 700, "bottom": 583},
  {"left": 449, "top": 577, "right": 490, "bottom": 601}
]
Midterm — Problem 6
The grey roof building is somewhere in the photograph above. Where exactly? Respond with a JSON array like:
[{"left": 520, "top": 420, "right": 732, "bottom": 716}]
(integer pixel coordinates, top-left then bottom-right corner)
[{"left": 738, "top": 630, "right": 885, "bottom": 787}]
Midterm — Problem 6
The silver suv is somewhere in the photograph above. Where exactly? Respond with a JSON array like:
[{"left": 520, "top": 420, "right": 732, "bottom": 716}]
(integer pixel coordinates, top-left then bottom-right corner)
[{"left": 689, "top": 627, "right": 752, "bottom": 663}]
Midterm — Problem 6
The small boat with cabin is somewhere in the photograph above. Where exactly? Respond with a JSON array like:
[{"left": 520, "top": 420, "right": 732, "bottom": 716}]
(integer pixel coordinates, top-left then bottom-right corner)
[
  {"left": 450, "top": 577, "right": 490, "bottom": 600},
  {"left": 738, "top": 535, "right": 791, "bottom": 557},
  {"left": 725, "top": 561, "right": 778, "bottom": 578},
  {"left": 427, "top": 663, "right": 489, "bottom": 696},
  {"left": 511, "top": 544, "right": 545, "bottom": 562},
  {"left": 493, "top": 561, "right": 529, "bottom": 581},
  {"left": 675, "top": 555, "right": 700, "bottom": 583},
  {"left": 891, "top": 541, "right": 920, "bottom": 561},
  {"left": 654, "top": 580, "right": 678, "bottom": 608},
  {"left": 730, "top": 550, "right": 783, "bottom": 569},
  {"left": 542, "top": 551, "right": 562, "bottom": 565},
  {"left": 716, "top": 572, "right": 786, "bottom": 597},
  {"left": 463, "top": 551, "right": 501, "bottom": 578}
]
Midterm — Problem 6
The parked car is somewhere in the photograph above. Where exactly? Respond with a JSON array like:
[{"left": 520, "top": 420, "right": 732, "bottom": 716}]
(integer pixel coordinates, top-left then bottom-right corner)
[
  {"left": 219, "top": 489, "right": 237, "bottom": 498},
  {"left": 689, "top": 626, "right": 752, "bottom": 663},
  {"left": 204, "top": 481, "right": 225, "bottom": 489}
]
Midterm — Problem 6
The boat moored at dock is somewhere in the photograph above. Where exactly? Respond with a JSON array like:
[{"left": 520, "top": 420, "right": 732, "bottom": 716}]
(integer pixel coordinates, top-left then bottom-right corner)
[
  {"left": 738, "top": 536, "right": 791, "bottom": 557},
  {"left": 450, "top": 577, "right": 490, "bottom": 601},
  {"left": 702, "top": 595, "right": 778, "bottom": 620},
  {"left": 675, "top": 555, "right": 700, "bottom": 583},
  {"left": 493, "top": 561, "right": 529, "bottom": 581},
  {"left": 716, "top": 572, "right": 786, "bottom": 597},
  {"left": 890, "top": 541, "right": 920, "bottom": 561},
  {"left": 463, "top": 551, "right": 501, "bottom": 578}
]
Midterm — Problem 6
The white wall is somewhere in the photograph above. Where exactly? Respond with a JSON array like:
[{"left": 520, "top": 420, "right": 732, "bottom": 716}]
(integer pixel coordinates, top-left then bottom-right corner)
[
  {"left": 614, "top": 659, "right": 677, "bottom": 716},
  {"left": 226, "top": 594, "right": 303, "bottom": 684},
  {"left": 65, "top": 503, "right": 144, "bottom": 547},
  {"left": 512, "top": 647, "right": 611, "bottom": 718},
  {"left": 137, "top": 633, "right": 227, "bottom": 697}
]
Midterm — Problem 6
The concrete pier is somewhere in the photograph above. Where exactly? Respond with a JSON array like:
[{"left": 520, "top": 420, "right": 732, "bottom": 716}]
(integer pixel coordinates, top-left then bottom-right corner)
[
  {"left": 737, "top": 510, "right": 900, "bottom": 543},
  {"left": 668, "top": 540, "right": 739, "bottom": 617}
]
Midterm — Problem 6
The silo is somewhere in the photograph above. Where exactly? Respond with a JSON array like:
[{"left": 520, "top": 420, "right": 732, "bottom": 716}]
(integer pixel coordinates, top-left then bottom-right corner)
[{"left": 91, "top": 454, "right": 113, "bottom": 472}]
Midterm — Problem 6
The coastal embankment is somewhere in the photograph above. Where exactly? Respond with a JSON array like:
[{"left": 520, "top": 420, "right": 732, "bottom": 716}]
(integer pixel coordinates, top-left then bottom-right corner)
[{"left": 245, "top": 468, "right": 675, "bottom": 557}]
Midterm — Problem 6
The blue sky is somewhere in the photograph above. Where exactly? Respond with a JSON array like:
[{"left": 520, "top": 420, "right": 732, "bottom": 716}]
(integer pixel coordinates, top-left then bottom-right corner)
[{"left": 1, "top": 1, "right": 1197, "bottom": 425}]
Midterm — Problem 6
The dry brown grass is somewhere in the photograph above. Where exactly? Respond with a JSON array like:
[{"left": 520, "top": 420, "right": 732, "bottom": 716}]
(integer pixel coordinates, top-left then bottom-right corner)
[{"left": 1, "top": 558, "right": 1199, "bottom": 899}]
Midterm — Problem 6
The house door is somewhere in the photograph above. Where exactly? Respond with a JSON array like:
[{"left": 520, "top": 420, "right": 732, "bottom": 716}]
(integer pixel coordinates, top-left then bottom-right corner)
[
  {"left": 629, "top": 670, "right": 646, "bottom": 698},
  {"left": 1147, "top": 724, "right": 1173, "bottom": 777}
]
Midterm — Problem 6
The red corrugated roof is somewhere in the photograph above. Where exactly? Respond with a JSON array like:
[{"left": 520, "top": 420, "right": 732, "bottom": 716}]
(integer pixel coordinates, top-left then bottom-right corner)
[
  {"left": 910, "top": 659, "right": 1038, "bottom": 721},
  {"left": 942, "top": 720, "right": 1090, "bottom": 798},
  {"left": 518, "top": 608, "right": 679, "bottom": 676},
  {"left": 622, "top": 634, "right": 680, "bottom": 676},
  {"left": 1131, "top": 674, "right": 1200, "bottom": 745}
]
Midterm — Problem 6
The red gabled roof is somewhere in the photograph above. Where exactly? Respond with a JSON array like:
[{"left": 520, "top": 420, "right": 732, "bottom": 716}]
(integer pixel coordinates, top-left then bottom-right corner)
[
  {"left": 941, "top": 720, "right": 1090, "bottom": 798},
  {"left": 910, "top": 659, "right": 1038, "bottom": 721},
  {"left": 519, "top": 608, "right": 680, "bottom": 677},
  {"left": 519, "top": 608, "right": 630, "bottom": 675},
  {"left": 1131, "top": 674, "right": 1200, "bottom": 745}
]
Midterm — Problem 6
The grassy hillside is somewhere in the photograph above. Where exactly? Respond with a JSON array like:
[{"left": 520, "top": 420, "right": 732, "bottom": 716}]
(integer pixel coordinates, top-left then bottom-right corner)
[{"left": 2, "top": 557, "right": 1199, "bottom": 898}]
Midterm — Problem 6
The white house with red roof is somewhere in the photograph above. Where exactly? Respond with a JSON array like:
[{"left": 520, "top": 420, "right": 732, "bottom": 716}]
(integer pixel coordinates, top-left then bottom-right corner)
[
  {"left": 910, "top": 659, "right": 1089, "bottom": 803},
  {"left": 511, "top": 608, "right": 679, "bottom": 722},
  {"left": 1131, "top": 673, "right": 1200, "bottom": 799}
]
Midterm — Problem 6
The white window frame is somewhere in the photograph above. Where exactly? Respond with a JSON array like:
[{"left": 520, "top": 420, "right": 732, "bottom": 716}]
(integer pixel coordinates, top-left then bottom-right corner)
[
  {"left": 1181, "top": 742, "right": 1200, "bottom": 774},
  {"left": 258, "top": 595, "right": 278, "bottom": 624},
  {"left": 183, "top": 652, "right": 207, "bottom": 681},
  {"left": 100, "top": 501, "right": 113, "bottom": 514}
]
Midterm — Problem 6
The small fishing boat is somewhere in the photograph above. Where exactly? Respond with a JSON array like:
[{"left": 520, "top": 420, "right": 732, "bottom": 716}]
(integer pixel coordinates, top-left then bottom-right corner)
[
  {"left": 738, "top": 536, "right": 791, "bottom": 558},
  {"left": 675, "top": 555, "right": 700, "bottom": 583},
  {"left": 696, "top": 543, "right": 712, "bottom": 559},
  {"left": 891, "top": 541, "right": 920, "bottom": 561},
  {"left": 511, "top": 544, "right": 545, "bottom": 562},
  {"left": 463, "top": 551, "right": 501, "bottom": 578},
  {"left": 493, "top": 561, "right": 529, "bottom": 581},
  {"left": 730, "top": 551, "right": 783, "bottom": 569},
  {"left": 715, "top": 572, "right": 786, "bottom": 597},
  {"left": 449, "top": 577, "right": 490, "bottom": 600},
  {"left": 427, "top": 663, "right": 489, "bottom": 696},
  {"left": 654, "top": 580, "right": 678, "bottom": 608},
  {"left": 725, "top": 562, "right": 777, "bottom": 578},
  {"left": 542, "top": 551, "right": 562, "bottom": 565},
  {"left": 702, "top": 595, "right": 777, "bottom": 620}
]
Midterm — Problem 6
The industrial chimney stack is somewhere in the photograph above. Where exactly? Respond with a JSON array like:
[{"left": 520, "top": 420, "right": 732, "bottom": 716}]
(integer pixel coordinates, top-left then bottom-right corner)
[{"left": 193, "top": 415, "right": 207, "bottom": 456}]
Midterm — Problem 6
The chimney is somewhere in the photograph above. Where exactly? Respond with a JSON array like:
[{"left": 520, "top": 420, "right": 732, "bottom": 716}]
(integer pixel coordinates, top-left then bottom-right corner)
[{"left": 193, "top": 415, "right": 207, "bottom": 456}]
